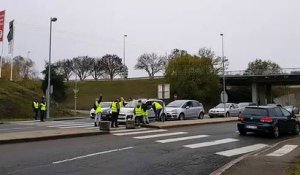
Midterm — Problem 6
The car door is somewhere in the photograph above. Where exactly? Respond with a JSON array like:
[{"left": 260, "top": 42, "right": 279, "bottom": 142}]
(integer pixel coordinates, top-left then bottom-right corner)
[
  {"left": 146, "top": 101, "right": 155, "bottom": 120},
  {"left": 191, "top": 101, "right": 201, "bottom": 118},
  {"left": 280, "top": 107, "right": 296, "bottom": 132},
  {"left": 183, "top": 101, "right": 193, "bottom": 118},
  {"left": 274, "top": 107, "right": 289, "bottom": 133},
  {"left": 229, "top": 104, "right": 238, "bottom": 117}
]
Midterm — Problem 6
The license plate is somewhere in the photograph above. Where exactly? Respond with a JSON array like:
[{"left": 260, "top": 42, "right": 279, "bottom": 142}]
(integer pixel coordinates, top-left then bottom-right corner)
[{"left": 246, "top": 125, "right": 257, "bottom": 129}]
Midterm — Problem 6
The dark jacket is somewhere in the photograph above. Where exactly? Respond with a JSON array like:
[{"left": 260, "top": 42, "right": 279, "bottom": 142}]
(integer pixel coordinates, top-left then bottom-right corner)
[{"left": 93, "top": 96, "right": 103, "bottom": 110}]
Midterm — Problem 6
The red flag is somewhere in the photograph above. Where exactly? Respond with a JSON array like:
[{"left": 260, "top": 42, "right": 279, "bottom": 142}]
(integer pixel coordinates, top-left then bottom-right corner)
[{"left": 0, "top": 10, "right": 5, "bottom": 42}]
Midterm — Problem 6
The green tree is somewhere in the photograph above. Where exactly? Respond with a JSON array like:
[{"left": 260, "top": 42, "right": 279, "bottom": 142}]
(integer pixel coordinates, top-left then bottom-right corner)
[
  {"left": 245, "top": 59, "right": 281, "bottom": 75},
  {"left": 165, "top": 54, "right": 220, "bottom": 105},
  {"left": 41, "top": 63, "right": 67, "bottom": 102}
]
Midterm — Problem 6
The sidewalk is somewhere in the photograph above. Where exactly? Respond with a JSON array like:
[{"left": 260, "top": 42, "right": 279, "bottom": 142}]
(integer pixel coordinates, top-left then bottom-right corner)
[
  {"left": 217, "top": 137, "right": 300, "bottom": 175},
  {"left": 0, "top": 117, "right": 237, "bottom": 144}
]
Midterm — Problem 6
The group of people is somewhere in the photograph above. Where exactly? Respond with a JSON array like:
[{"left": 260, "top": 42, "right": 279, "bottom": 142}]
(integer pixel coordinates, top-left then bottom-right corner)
[
  {"left": 32, "top": 97, "right": 47, "bottom": 122},
  {"left": 93, "top": 94, "right": 163, "bottom": 128}
]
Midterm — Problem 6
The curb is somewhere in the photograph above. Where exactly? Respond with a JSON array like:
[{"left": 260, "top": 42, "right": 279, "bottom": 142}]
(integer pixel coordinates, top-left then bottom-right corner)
[
  {"left": 0, "top": 131, "right": 110, "bottom": 145},
  {"left": 52, "top": 117, "right": 87, "bottom": 121},
  {"left": 210, "top": 136, "right": 300, "bottom": 175},
  {"left": 143, "top": 119, "right": 237, "bottom": 129}
]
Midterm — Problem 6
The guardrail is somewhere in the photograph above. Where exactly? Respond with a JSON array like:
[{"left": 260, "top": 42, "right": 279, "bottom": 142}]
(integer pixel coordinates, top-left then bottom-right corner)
[{"left": 223, "top": 68, "right": 300, "bottom": 77}]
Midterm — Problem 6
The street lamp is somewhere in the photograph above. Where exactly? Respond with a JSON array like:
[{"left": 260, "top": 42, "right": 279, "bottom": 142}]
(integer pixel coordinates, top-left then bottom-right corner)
[
  {"left": 123, "top": 34, "right": 127, "bottom": 66},
  {"left": 220, "top": 33, "right": 226, "bottom": 117},
  {"left": 47, "top": 17, "right": 57, "bottom": 119}
]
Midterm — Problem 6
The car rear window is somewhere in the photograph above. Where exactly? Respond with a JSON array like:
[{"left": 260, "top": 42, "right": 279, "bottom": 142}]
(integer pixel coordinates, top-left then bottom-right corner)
[{"left": 242, "top": 108, "right": 268, "bottom": 116}]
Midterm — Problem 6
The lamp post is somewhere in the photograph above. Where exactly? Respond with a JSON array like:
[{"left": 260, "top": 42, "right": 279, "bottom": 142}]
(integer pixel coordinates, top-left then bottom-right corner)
[
  {"left": 220, "top": 33, "right": 226, "bottom": 117},
  {"left": 123, "top": 34, "right": 127, "bottom": 65},
  {"left": 47, "top": 17, "right": 57, "bottom": 119}
]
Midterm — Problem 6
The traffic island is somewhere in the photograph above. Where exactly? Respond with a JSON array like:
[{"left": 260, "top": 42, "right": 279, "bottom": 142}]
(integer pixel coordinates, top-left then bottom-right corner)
[{"left": 144, "top": 117, "right": 237, "bottom": 129}]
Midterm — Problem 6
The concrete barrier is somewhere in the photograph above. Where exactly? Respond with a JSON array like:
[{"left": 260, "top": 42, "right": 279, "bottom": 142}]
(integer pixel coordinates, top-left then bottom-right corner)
[
  {"left": 126, "top": 120, "right": 135, "bottom": 129},
  {"left": 99, "top": 121, "right": 111, "bottom": 131}
]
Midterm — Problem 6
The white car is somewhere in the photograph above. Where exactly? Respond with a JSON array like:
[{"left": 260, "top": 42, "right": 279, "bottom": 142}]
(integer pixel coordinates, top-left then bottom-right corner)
[
  {"left": 209, "top": 103, "right": 240, "bottom": 118},
  {"left": 166, "top": 100, "right": 205, "bottom": 120},
  {"left": 89, "top": 102, "right": 112, "bottom": 120},
  {"left": 118, "top": 99, "right": 166, "bottom": 123}
]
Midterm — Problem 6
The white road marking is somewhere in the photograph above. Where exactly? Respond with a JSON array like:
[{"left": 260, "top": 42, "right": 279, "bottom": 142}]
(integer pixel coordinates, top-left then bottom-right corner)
[
  {"left": 58, "top": 125, "right": 95, "bottom": 129},
  {"left": 47, "top": 123, "right": 92, "bottom": 127},
  {"left": 47, "top": 124, "right": 93, "bottom": 128},
  {"left": 0, "top": 127, "right": 34, "bottom": 131},
  {"left": 52, "top": 147, "right": 133, "bottom": 164},
  {"left": 216, "top": 144, "right": 268, "bottom": 157},
  {"left": 133, "top": 132, "right": 187, "bottom": 139},
  {"left": 110, "top": 128, "right": 149, "bottom": 133},
  {"left": 155, "top": 135, "right": 210, "bottom": 143},
  {"left": 113, "top": 129, "right": 167, "bottom": 136},
  {"left": 267, "top": 145, "right": 298, "bottom": 157},
  {"left": 184, "top": 138, "right": 239, "bottom": 148}
]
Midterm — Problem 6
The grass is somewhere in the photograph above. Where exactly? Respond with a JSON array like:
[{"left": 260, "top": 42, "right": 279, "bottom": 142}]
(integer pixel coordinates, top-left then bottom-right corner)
[
  {"left": 287, "top": 155, "right": 300, "bottom": 175},
  {"left": 64, "top": 78, "right": 167, "bottom": 110}
]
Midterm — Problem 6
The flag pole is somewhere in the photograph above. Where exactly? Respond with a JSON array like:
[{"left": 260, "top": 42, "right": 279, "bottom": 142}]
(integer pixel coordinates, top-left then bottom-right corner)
[
  {"left": 0, "top": 42, "right": 3, "bottom": 78},
  {"left": 10, "top": 40, "right": 13, "bottom": 81}
]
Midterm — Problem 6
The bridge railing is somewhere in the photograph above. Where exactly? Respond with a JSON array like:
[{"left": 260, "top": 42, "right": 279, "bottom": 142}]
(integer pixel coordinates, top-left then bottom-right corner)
[{"left": 223, "top": 68, "right": 300, "bottom": 77}]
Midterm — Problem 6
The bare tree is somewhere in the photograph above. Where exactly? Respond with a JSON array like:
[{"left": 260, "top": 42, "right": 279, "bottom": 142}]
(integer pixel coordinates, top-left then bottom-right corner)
[
  {"left": 91, "top": 57, "right": 105, "bottom": 80},
  {"left": 56, "top": 59, "right": 73, "bottom": 81},
  {"left": 100, "top": 54, "right": 127, "bottom": 80},
  {"left": 135, "top": 53, "right": 166, "bottom": 78},
  {"left": 13, "top": 56, "right": 36, "bottom": 80},
  {"left": 71, "top": 56, "right": 94, "bottom": 80}
]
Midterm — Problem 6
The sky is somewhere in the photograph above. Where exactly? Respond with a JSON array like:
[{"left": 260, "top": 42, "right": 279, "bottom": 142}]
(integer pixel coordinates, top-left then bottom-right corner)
[{"left": 1, "top": 0, "right": 300, "bottom": 78}]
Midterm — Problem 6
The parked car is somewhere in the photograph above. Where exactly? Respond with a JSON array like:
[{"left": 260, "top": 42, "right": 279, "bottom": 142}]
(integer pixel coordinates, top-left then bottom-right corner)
[
  {"left": 237, "top": 106, "right": 300, "bottom": 138},
  {"left": 237, "top": 102, "right": 256, "bottom": 112},
  {"left": 118, "top": 99, "right": 167, "bottom": 123},
  {"left": 89, "top": 102, "right": 112, "bottom": 120},
  {"left": 284, "top": 106, "right": 299, "bottom": 115},
  {"left": 165, "top": 100, "right": 205, "bottom": 120},
  {"left": 209, "top": 103, "right": 240, "bottom": 118}
]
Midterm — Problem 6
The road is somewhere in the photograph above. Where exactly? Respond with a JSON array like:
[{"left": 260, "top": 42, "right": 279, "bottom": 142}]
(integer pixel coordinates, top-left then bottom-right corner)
[{"left": 0, "top": 122, "right": 296, "bottom": 175}]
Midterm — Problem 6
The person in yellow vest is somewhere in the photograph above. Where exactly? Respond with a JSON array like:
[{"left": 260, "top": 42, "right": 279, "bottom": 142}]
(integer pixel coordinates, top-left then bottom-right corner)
[
  {"left": 152, "top": 101, "right": 163, "bottom": 121},
  {"left": 32, "top": 98, "right": 39, "bottom": 120},
  {"left": 39, "top": 97, "right": 47, "bottom": 122},
  {"left": 94, "top": 94, "right": 103, "bottom": 127},
  {"left": 134, "top": 100, "right": 144, "bottom": 127},
  {"left": 110, "top": 98, "right": 120, "bottom": 128},
  {"left": 142, "top": 102, "right": 149, "bottom": 124},
  {"left": 119, "top": 97, "right": 125, "bottom": 108}
]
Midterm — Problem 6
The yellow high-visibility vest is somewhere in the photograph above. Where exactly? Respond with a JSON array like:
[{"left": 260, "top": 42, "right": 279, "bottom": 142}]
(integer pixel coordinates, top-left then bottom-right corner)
[
  {"left": 154, "top": 102, "right": 162, "bottom": 110},
  {"left": 95, "top": 101, "right": 102, "bottom": 113},
  {"left": 40, "top": 102, "right": 46, "bottom": 111},
  {"left": 33, "top": 102, "right": 39, "bottom": 109},
  {"left": 135, "top": 106, "right": 143, "bottom": 116},
  {"left": 111, "top": 102, "right": 118, "bottom": 113}
]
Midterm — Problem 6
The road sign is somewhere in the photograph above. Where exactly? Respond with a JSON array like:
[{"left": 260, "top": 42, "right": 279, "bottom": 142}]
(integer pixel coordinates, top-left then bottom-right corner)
[{"left": 220, "top": 91, "right": 228, "bottom": 103}]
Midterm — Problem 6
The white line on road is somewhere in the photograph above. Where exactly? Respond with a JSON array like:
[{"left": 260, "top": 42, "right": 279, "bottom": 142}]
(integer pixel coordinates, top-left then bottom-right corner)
[
  {"left": 47, "top": 123, "right": 93, "bottom": 127},
  {"left": 133, "top": 132, "right": 187, "bottom": 139},
  {"left": 155, "top": 135, "right": 210, "bottom": 143},
  {"left": 184, "top": 138, "right": 239, "bottom": 148},
  {"left": 110, "top": 128, "right": 148, "bottom": 133},
  {"left": 57, "top": 125, "right": 95, "bottom": 129},
  {"left": 216, "top": 144, "right": 268, "bottom": 157},
  {"left": 52, "top": 146, "right": 133, "bottom": 164},
  {"left": 113, "top": 129, "right": 167, "bottom": 136},
  {"left": 0, "top": 127, "right": 34, "bottom": 131},
  {"left": 267, "top": 145, "right": 298, "bottom": 157}
]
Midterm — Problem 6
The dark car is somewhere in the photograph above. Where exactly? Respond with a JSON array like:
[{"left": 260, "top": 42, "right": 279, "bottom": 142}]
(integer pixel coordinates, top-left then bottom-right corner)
[{"left": 237, "top": 106, "right": 300, "bottom": 138}]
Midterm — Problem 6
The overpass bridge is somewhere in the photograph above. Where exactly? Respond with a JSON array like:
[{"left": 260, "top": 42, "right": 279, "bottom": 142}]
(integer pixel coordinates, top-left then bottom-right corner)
[{"left": 222, "top": 68, "right": 300, "bottom": 105}]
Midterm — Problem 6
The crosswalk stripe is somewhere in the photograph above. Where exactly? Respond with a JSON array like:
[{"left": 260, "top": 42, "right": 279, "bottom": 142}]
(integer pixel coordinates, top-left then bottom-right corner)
[
  {"left": 133, "top": 132, "right": 187, "bottom": 139},
  {"left": 184, "top": 138, "right": 239, "bottom": 148},
  {"left": 58, "top": 125, "right": 95, "bottom": 129},
  {"left": 110, "top": 128, "right": 148, "bottom": 133},
  {"left": 113, "top": 129, "right": 167, "bottom": 136},
  {"left": 267, "top": 145, "right": 298, "bottom": 157},
  {"left": 216, "top": 144, "right": 268, "bottom": 157},
  {"left": 155, "top": 135, "right": 210, "bottom": 143},
  {"left": 47, "top": 123, "right": 93, "bottom": 127}
]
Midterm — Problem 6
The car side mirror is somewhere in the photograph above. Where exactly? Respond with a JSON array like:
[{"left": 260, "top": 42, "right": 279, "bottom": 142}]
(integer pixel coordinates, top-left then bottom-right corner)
[{"left": 186, "top": 106, "right": 190, "bottom": 109}]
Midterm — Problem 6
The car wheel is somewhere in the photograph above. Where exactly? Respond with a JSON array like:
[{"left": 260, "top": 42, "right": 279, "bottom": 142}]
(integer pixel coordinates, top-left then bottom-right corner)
[
  {"left": 293, "top": 123, "right": 300, "bottom": 135},
  {"left": 160, "top": 114, "right": 166, "bottom": 122},
  {"left": 238, "top": 129, "right": 247, "bottom": 136},
  {"left": 198, "top": 112, "right": 204, "bottom": 119},
  {"left": 179, "top": 113, "right": 185, "bottom": 120},
  {"left": 272, "top": 126, "right": 280, "bottom": 138},
  {"left": 225, "top": 112, "right": 230, "bottom": 118},
  {"left": 209, "top": 115, "right": 214, "bottom": 118}
]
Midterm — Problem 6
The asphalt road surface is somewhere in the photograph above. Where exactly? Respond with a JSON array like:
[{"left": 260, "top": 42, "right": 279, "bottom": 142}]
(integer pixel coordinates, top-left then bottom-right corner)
[{"left": 0, "top": 122, "right": 297, "bottom": 175}]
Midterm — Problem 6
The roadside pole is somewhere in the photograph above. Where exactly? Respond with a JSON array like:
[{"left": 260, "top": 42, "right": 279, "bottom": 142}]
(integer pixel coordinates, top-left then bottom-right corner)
[{"left": 73, "top": 75, "right": 79, "bottom": 115}]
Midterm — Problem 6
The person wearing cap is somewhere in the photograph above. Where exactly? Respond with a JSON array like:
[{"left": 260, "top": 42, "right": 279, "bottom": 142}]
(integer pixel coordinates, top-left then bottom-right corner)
[
  {"left": 110, "top": 98, "right": 120, "bottom": 128},
  {"left": 134, "top": 100, "right": 144, "bottom": 127},
  {"left": 94, "top": 94, "right": 103, "bottom": 127},
  {"left": 32, "top": 98, "right": 39, "bottom": 120},
  {"left": 39, "top": 96, "right": 47, "bottom": 122}
]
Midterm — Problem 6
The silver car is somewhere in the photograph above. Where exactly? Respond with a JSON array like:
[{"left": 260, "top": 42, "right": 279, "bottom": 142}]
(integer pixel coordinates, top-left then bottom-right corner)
[
  {"left": 209, "top": 103, "right": 240, "bottom": 118},
  {"left": 166, "top": 100, "right": 205, "bottom": 120}
]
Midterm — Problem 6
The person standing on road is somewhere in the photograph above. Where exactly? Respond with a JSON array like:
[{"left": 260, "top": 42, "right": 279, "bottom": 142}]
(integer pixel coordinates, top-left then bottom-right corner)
[
  {"left": 142, "top": 102, "right": 149, "bottom": 124},
  {"left": 32, "top": 98, "right": 39, "bottom": 120},
  {"left": 94, "top": 94, "right": 103, "bottom": 127},
  {"left": 134, "top": 100, "right": 144, "bottom": 127},
  {"left": 152, "top": 101, "right": 162, "bottom": 121},
  {"left": 39, "top": 97, "right": 46, "bottom": 122},
  {"left": 119, "top": 97, "right": 126, "bottom": 108},
  {"left": 111, "top": 98, "right": 120, "bottom": 128}
]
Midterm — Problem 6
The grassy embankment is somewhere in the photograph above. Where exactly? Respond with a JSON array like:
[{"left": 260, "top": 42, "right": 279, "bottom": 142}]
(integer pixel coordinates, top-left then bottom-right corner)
[{"left": 64, "top": 78, "right": 167, "bottom": 110}]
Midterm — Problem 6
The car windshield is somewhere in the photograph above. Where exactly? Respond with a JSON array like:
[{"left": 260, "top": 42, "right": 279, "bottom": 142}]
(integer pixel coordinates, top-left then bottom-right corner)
[
  {"left": 167, "top": 101, "right": 185, "bottom": 107},
  {"left": 124, "top": 100, "right": 138, "bottom": 108},
  {"left": 243, "top": 108, "right": 268, "bottom": 116},
  {"left": 216, "top": 103, "right": 230, "bottom": 108},
  {"left": 101, "top": 102, "right": 112, "bottom": 108}
]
